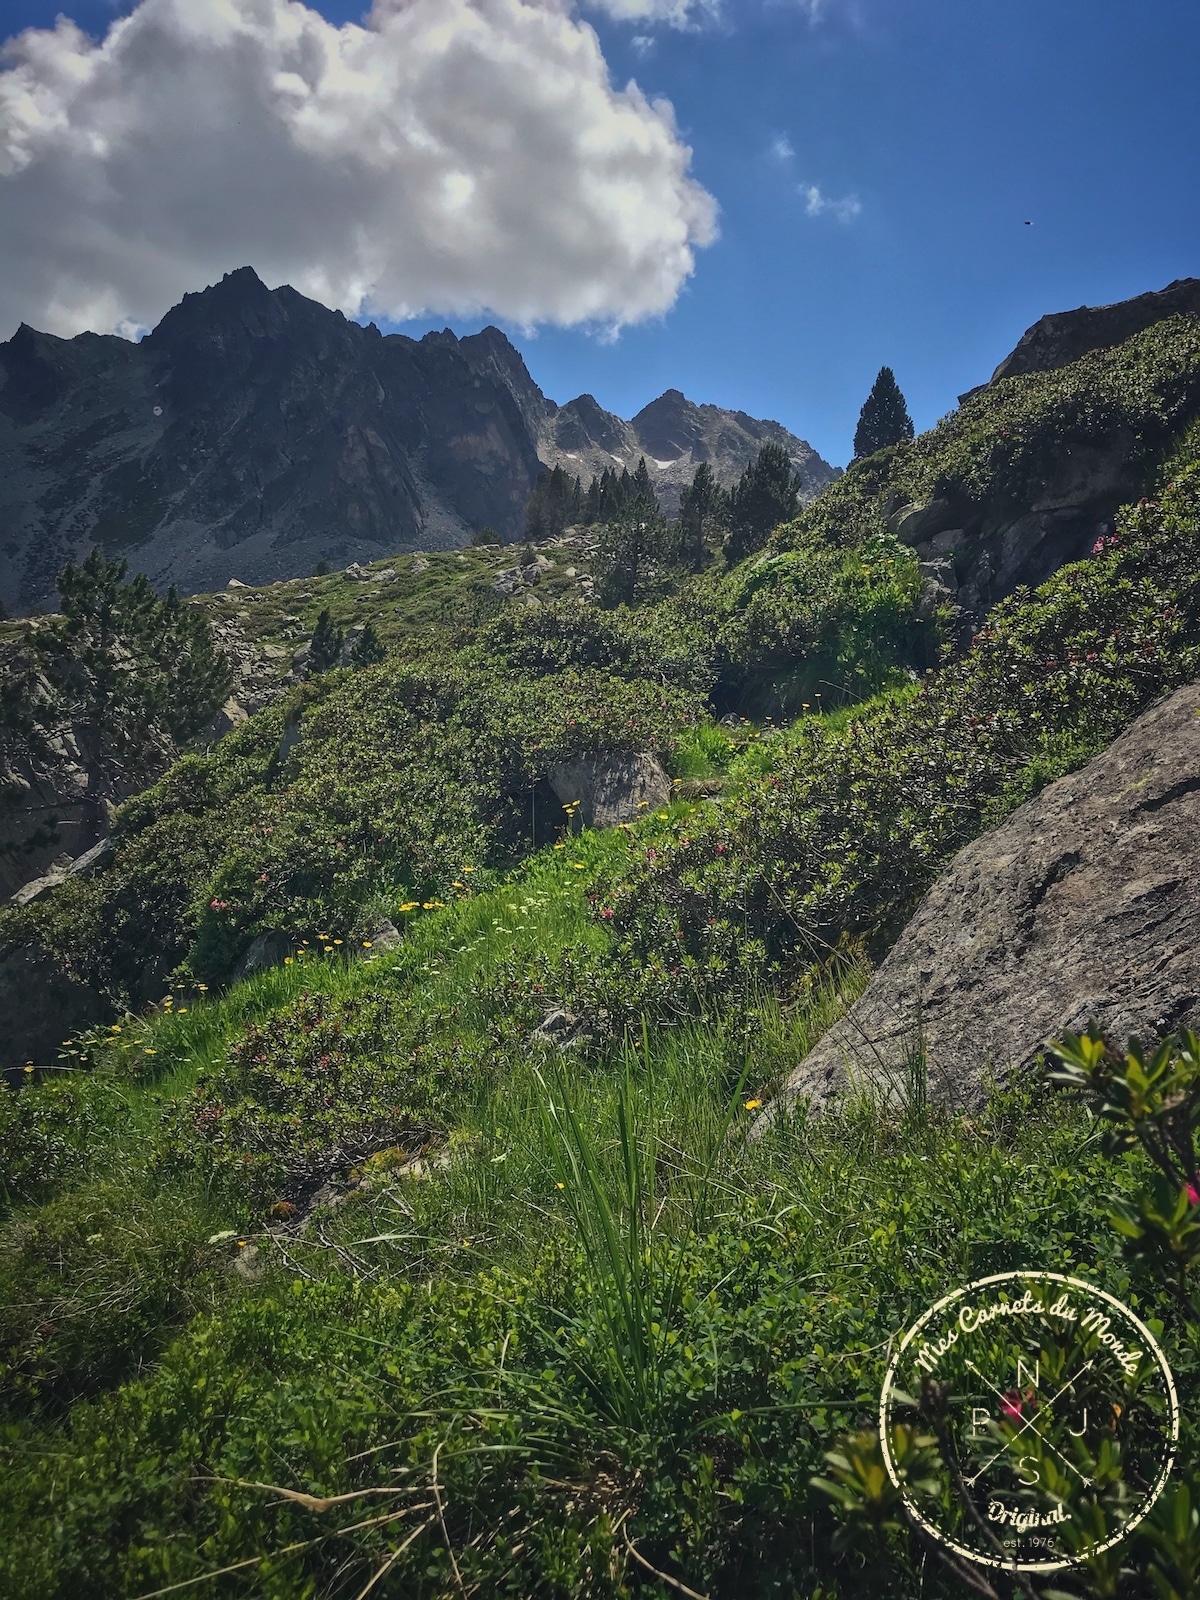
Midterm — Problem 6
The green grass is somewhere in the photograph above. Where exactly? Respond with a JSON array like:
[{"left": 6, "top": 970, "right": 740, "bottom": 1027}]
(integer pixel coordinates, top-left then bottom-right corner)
[{"left": 1, "top": 1020, "right": 1184, "bottom": 1599}]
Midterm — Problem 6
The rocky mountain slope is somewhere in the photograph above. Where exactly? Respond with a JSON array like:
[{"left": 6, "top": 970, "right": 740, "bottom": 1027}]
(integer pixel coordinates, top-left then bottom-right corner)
[
  {"left": 780, "top": 284, "right": 1200, "bottom": 639},
  {"left": 0, "top": 269, "right": 832, "bottom": 615},
  {"left": 534, "top": 386, "right": 836, "bottom": 518}
]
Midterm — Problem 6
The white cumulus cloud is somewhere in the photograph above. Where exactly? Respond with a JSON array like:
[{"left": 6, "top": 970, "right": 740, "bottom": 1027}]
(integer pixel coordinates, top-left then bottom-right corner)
[
  {"left": 802, "top": 183, "right": 861, "bottom": 223},
  {"left": 584, "top": 0, "right": 719, "bottom": 24},
  {"left": 0, "top": 0, "right": 718, "bottom": 338}
]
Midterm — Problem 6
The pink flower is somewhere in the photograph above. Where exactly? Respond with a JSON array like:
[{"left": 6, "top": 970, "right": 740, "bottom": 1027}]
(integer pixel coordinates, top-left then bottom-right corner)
[
  {"left": 1001, "top": 1393, "right": 1023, "bottom": 1421},
  {"left": 600, "top": 908, "right": 614, "bottom": 919},
  {"left": 258, "top": 872, "right": 269, "bottom": 882},
  {"left": 1187, "top": 1182, "right": 1199, "bottom": 1206}
]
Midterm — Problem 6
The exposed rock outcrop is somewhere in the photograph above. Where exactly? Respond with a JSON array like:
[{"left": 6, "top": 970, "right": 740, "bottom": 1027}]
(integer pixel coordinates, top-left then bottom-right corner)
[
  {"left": 982, "top": 278, "right": 1200, "bottom": 390},
  {"left": 548, "top": 751, "right": 671, "bottom": 828},
  {"left": 536, "top": 387, "right": 838, "bottom": 519},
  {"left": 767, "top": 682, "right": 1200, "bottom": 1118}
]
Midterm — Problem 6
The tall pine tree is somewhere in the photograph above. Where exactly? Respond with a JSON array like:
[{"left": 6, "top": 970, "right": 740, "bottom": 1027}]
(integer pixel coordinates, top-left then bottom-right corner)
[
  {"left": 309, "top": 609, "right": 344, "bottom": 672},
  {"left": 632, "top": 455, "right": 658, "bottom": 510},
  {"left": 724, "top": 443, "right": 801, "bottom": 565},
  {"left": 679, "top": 461, "right": 726, "bottom": 573},
  {"left": 853, "top": 366, "right": 914, "bottom": 458}
]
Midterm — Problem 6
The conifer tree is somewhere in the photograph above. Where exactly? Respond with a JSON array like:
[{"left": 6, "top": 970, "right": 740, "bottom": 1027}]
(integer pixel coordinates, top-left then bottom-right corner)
[
  {"left": 853, "top": 366, "right": 914, "bottom": 458},
  {"left": 632, "top": 455, "right": 658, "bottom": 511},
  {"left": 593, "top": 497, "right": 669, "bottom": 608},
  {"left": 679, "top": 461, "right": 726, "bottom": 573},
  {"left": 48, "top": 549, "right": 229, "bottom": 746},
  {"left": 309, "top": 608, "right": 344, "bottom": 672},
  {"left": 524, "top": 464, "right": 579, "bottom": 540},
  {"left": 350, "top": 622, "right": 386, "bottom": 666},
  {"left": 724, "top": 442, "right": 801, "bottom": 565}
]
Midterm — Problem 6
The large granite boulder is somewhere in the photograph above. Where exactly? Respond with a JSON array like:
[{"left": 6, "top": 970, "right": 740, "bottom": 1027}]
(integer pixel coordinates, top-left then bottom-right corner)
[
  {"left": 768, "top": 682, "right": 1200, "bottom": 1118},
  {"left": 548, "top": 751, "right": 671, "bottom": 828}
]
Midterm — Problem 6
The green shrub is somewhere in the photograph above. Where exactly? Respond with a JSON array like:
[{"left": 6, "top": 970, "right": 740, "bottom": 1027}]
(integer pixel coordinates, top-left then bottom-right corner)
[
  {"left": 596, "top": 468, "right": 1200, "bottom": 1002},
  {"left": 158, "top": 988, "right": 489, "bottom": 1209},
  {"left": 0, "top": 1175, "right": 224, "bottom": 1416},
  {"left": 2, "top": 656, "right": 703, "bottom": 995},
  {"left": 0, "top": 1076, "right": 131, "bottom": 1212}
]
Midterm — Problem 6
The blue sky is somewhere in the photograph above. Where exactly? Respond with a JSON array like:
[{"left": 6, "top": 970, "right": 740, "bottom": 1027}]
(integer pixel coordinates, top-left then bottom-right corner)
[{"left": 3, "top": 0, "right": 1199, "bottom": 466}]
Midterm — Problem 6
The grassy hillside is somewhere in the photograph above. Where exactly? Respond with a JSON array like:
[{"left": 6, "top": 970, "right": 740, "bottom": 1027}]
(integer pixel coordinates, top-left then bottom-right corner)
[{"left": 3, "top": 321, "right": 1200, "bottom": 1598}]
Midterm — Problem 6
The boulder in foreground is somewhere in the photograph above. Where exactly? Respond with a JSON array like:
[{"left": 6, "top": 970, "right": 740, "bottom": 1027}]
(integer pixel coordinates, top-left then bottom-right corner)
[{"left": 767, "top": 681, "right": 1200, "bottom": 1117}]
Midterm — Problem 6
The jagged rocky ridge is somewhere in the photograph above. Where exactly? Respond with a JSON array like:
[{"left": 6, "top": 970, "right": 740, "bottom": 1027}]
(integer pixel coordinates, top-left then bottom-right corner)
[{"left": 0, "top": 268, "right": 833, "bottom": 614}]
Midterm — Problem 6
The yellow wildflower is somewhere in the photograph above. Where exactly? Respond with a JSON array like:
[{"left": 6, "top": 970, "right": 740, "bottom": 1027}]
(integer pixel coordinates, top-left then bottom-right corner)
[
  {"left": 362, "top": 940, "right": 373, "bottom": 948},
  {"left": 333, "top": 938, "right": 343, "bottom": 945},
  {"left": 144, "top": 1048, "right": 156, "bottom": 1056},
  {"left": 744, "top": 1098, "right": 762, "bottom": 1111}
]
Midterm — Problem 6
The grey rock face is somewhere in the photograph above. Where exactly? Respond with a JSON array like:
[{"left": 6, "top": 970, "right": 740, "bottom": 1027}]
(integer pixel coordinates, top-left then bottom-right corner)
[
  {"left": 361, "top": 917, "right": 401, "bottom": 955},
  {"left": 549, "top": 751, "right": 671, "bottom": 829},
  {"left": 982, "top": 277, "right": 1200, "bottom": 390},
  {"left": 529, "top": 1007, "right": 586, "bottom": 1049},
  {"left": 232, "top": 929, "right": 292, "bottom": 982},
  {"left": 0, "top": 268, "right": 545, "bottom": 611},
  {"left": 0, "top": 944, "right": 106, "bottom": 1067},
  {"left": 769, "top": 682, "right": 1200, "bottom": 1118}
]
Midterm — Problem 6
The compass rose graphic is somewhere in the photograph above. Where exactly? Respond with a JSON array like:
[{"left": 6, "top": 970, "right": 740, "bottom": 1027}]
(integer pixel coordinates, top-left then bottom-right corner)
[{"left": 878, "top": 1271, "right": 1178, "bottom": 1573}]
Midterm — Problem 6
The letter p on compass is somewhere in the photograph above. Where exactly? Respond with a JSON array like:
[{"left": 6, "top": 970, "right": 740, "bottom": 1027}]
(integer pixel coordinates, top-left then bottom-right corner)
[{"left": 878, "top": 1272, "right": 1178, "bottom": 1574}]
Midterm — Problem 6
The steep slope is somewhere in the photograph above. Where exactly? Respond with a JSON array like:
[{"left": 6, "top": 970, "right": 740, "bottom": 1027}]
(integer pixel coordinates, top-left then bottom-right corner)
[
  {"left": 778, "top": 305, "right": 1200, "bottom": 634},
  {"left": 0, "top": 269, "right": 834, "bottom": 614},
  {"left": 0, "top": 269, "right": 545, "bottom": 611},
  {"left": 768, "top": 679, "right": 1200, "bottom": 1117}
]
